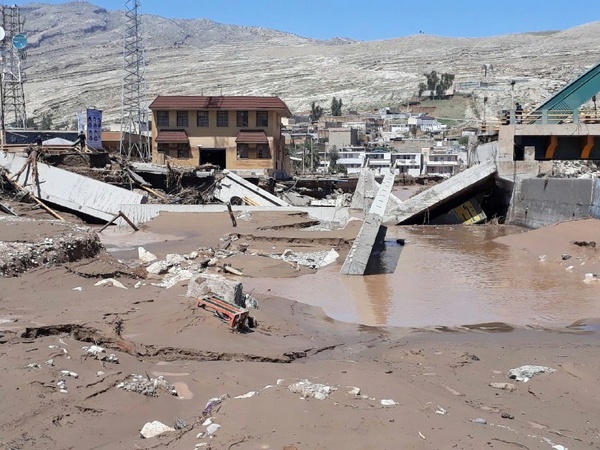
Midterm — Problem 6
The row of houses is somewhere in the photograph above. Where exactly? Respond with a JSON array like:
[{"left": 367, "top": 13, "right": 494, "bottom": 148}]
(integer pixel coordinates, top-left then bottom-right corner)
[
  {"left": 320, "top": 147, "right": 461, "bottom": 177},
  {"left": 140, "top": 94, "right": 463, "bottom": 179}
]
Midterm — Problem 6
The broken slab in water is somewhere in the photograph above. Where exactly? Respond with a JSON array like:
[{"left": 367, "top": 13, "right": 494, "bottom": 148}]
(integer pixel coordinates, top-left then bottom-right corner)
[
  {"left": 387, "top": 160, "right": 497, "bottom": 225},
  {"left": 214, "top": 170, "right": 289, "bottom": 206},
  {"left": 341, "top": 168, "right": 395, "bottom": 275},
  {"left": 351, "top": 168, "right": 403, "bottom": 213},
  {"left": 0, "top": 153, "right": 146, "bottom": 222}
]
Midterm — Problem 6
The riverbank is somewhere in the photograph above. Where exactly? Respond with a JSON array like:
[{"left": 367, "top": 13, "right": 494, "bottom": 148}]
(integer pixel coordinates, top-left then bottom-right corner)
[{"left": 0, "top": 214, "right": 598, "bottom": 449}]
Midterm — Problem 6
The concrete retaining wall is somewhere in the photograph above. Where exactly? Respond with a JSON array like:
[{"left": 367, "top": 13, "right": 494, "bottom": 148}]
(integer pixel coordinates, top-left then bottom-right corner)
[{"left": 510, "top": 178, "right": 600, "bottom": 228}]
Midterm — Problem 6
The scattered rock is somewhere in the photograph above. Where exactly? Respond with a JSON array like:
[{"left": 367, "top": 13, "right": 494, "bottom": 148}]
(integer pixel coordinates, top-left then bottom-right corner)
[
  {"left": 94, "top": 278, "right": 127, "bottom": 289},
  {"left": 146, "top": 260, "right": 170, "bottom": 275},
  {"left": 507, "top": 365, "right": 556, "bottom": 382},
  {"left": 26, "top": 363, "right": 40, "bottom": 369},
  {"left": 572, "top": 240, "right": 596, "bottom": 248},
  {"left": 490, "top": 382, "right": 517, "bottom": 392},
  {"left": 234, "top": 391, "right": 257, "bottom": 399},
  {"left": 117, "top": 374, "right": 178, "bottom": 397},
  {"left": 348, "top": 387, "right": 361, "bottom": 396},
  {"left": 472, "top": 417, "right": 487, "bottom": 425},
  {"left": 187, "top": 274, "right": 244, "bottom": 307},
  {"left": 584, "top": 273, "right": 599, "bottom": 283},
  {"left": 206, "top": 423, "right": 221, "bottom": 435},
  {"left": 501, "top": 412, "right": 515, "bottom": 419},
  {"left": 138, "top": 247, "right": 158, "bottom": 263},
  {"left": 539, "top": 255, "right": 547, "bottom": 262},
  {"left": 140, "top": 420, "right": 175, "bottom": 439},
  {"left": 561, "top": 254, "right": 572, "bottom": 260},
  {"left": 380, "top": 399, "right": 398, "bottom": 407},
  {"left": 288, "top": 379, "right": 337, "bottom": 400}
]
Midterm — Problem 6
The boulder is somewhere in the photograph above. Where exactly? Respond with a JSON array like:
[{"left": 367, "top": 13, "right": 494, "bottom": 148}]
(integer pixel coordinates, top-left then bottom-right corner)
[
  {"left": 138, "top": 247, "right": 157, "bottom": 263},
  {"left": 140, "top": 420, "right": 175, "bottom": 439}
]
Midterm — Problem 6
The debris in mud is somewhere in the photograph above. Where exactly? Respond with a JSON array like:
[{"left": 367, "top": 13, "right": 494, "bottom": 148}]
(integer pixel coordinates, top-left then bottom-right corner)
[
  {"left": 94, "top": 278, "right": 127, "bottom": 289},
  {"left": 380, "top": 399, "right": 399, "bottom": 407},
  {"left": 0, "top": 217, "right": 103, "bottom": 277},
  {"left": 140, "top": 420, "right": 175, "bottom": 439},
  {"left": 116, "top": 374, "right": 178, "bottom": 397},
  {"left": 288, "top": 379, "right": 337, "bottom": 400},
  {"left": 203, "top": 394, "right": 229, "bottom": 415},
  {"left": 489, "top": 382, "right": 516, "bottom": 392},
  {"left": 273, "top": 248, "right": 340, "bottom": 269},
  {"left": 583, "top": 273, "right": 599, "bottom": 283},
  {"left": 82, "top": 345, "right": 119, "bottom": 364},
  {"left": 507, "top": 365, "right": 556, "bottom": 382},
  {"left": 138, "top": 246, "right": 157, "bottom": 263},
  {"left": 572, "top": 240, "right": 596, "bottom": 248},
  {"left": 471, "top": 417, "right": 487, "bottom": 425}
]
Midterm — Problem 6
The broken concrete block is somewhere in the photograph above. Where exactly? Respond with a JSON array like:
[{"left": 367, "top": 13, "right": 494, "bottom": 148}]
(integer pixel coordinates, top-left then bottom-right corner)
[
  {"left": 146, "top": 260, "right": 170, "bottom": 275},
  {"left": 140, "top": 420, "right": 175, "bottom": 439},
  {"left": 165, "top": 253, "right": 186, "bottom": 266},
  {"left": 187, "top": 274, "right": 243, "bottom": 307},
  {"left": 138, "top": 247, "right": 158, "bottom": 263}
]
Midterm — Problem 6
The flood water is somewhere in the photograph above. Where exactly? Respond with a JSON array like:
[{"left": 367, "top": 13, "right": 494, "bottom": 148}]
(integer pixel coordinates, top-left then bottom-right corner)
[{"left": 243, "top": 225, "right": 600, "bottom": 328}]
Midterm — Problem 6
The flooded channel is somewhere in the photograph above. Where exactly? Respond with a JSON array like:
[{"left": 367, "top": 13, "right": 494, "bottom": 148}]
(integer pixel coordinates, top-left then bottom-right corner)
[{"left": 243, "top": 225, "right": 600, "bottom": 328}]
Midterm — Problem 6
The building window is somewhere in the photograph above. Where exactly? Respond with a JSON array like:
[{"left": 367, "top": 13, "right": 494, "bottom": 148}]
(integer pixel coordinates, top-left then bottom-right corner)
[
  {"left": 257, "top": 144, "right": 270, "bottom": 159},
  {"left": 177, "top": 144, "right": 190, "bottom": 158},
  {"left": 157, "top": 111, "right": 169, "bottom": 127},
  {"left": 256, "top": 111, "right": 268, "bottom": 127},
  {"left": 157, "top": 143, "right": 169, "bottom": 153},
  {"left": 217, "top": 111, "right": 229, "bottom": 127},
  {"left": 236, "top": 111, "right": 249, "bottom": 127},
  {"left": 237, "top": 143, "right": 249, "bottom": 159},
  {"left": 197, "top": 111, "right": 209, "bottom": 127},
  {"left": 177, "top": 111, "right": 189, "bottom": 127}
]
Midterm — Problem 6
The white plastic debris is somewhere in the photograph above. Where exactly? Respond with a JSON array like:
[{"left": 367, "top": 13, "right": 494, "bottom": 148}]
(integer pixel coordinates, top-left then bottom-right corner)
[
  {"left": 539, "top": 255, "right": 547, "bottom": 262},
  {"left": 94, "top": 278, "right": 127, "bottom": 289},
  {"left": 196, "top": 432, "right": 205, "bottom": 439},
  {"left": 97, "top": 371, "right": 105, "bottom": 377},
  {"left": 206, "top": 423, "right": 221, "bottom": 435},
  {"left": 472, "top": 417, "right": 487, "bottom": 424},
  {"left": 45, "top": 359, "right": 54, "bottom": 366},
  {"left": 140, "top": 420, "right": 175, "bottom": 439},
  {"left": 288, "top": 379, "right": 337, "bottom": 400},
  {"left": 202, "top": 418, "right": 212, "bottom": 427},
  {"left": 435, "top": 406, "right": 447, "bottom": 415},
  {"left": 276, "top": 379, "right": 285, "bottom": 385},
  {"left": 138, "top": 247, "right": 158, "bottom": 263},
  {"left": 134, "top": 281, "right": 143, "bottom": 289},
  {"left": 26, "top": 363, "right": 40, "bottom": 369},
  {"left": 380, "top": 399, "right": 398, "bottom": 406},
  {"left": 584, "top": 273, "right": 599, "bottom": 283},
  {"left": 234, "top": 391, "right": 257, "bottom": 399},
  {"left": 507, "top": 365, "right": 556, "bottom": 382},
  {"left": 72, "top": 286, "right": 83, "bottom": 291}
]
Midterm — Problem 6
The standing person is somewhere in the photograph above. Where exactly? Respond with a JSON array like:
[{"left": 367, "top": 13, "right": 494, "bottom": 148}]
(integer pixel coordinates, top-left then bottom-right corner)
[
  {"left": 515, "top": 102, "right": 523, "bottom": 124},
  {"left": 72, "top": 131, "right": 86, "bottom": 151}
]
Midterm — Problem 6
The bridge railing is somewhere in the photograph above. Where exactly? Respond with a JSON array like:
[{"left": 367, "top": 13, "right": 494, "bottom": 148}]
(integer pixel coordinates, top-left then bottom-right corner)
[{"left": 524, "top": 108, "right": 600, "bottom": 125}]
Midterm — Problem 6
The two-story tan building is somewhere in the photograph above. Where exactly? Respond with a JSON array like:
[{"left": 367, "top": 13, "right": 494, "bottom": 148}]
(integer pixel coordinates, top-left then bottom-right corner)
[{"left": 149, "top": 96, "right": 292, "bottom": 176}]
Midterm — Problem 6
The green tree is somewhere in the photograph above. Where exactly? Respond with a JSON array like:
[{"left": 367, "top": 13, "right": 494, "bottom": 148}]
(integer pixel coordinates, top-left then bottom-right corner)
[
  {"left": 331, "top": 97, "right": 343, "bottom": 116},
  {"left": 418, "top": 82, "right": 427, "bottom": 98},
  {"left": 420, "top": 71, "right": 454, "bottom": 99},
  {"left": 309, "top": 101, "right": 324, "bottom": 122}
]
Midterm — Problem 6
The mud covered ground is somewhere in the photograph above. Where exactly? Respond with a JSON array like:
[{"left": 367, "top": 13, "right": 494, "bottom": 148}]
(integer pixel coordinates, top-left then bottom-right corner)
[{"left": 0, "top": 211, "right": 599, "bottom": 449}]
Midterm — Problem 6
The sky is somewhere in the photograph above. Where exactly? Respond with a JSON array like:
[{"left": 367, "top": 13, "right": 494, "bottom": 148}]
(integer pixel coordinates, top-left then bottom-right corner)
[{"left": 13, "top": 0, "right": 600, "bottom": 41}]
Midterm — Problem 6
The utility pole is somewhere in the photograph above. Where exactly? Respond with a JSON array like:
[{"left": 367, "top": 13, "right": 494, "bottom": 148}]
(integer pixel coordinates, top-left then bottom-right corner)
[
  {"left": 120, "top": 0, "right": 150, "bottom": 160},
  {"left": 0, "top": 5, "right": 27, "bottom": 131}
]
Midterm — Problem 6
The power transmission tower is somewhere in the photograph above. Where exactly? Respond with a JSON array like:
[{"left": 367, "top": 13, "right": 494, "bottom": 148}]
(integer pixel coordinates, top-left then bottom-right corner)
[
  {"left": 120, "top": 0, "right": 150, "bottom": 160},
  {"left": 0, "top": 5, "right": 27, "bottom": 131}
]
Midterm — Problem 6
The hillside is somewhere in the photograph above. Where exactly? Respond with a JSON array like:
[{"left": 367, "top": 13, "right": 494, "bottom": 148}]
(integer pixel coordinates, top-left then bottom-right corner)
[{"left": 16, "top": 2, "right": 600, "bottom": 126}]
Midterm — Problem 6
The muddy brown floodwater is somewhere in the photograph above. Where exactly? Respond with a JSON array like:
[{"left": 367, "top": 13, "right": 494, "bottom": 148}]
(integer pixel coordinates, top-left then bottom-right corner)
[{"left": 244, "top": 225, "right": 600, "bottom": 328}]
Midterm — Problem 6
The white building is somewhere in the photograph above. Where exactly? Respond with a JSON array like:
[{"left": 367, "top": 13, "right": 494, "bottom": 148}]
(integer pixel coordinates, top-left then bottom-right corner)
[
  {"left": 422, "top": 149, "right": 460, "bottom": 176},
  {"left": 333, "top": 149, "right": 423, "bottom": 176}
]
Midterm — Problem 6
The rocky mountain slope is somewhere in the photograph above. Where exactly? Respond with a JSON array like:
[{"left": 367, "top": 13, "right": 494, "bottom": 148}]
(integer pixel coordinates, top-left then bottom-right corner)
[{"left": 16, "top": 2, "right": 600, "bottom": 126}]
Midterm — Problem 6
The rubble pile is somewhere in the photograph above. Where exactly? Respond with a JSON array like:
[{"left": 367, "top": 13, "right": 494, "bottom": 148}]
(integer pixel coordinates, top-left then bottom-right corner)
[
  {"left": 116, "top": 374, "right": 178, "bottom": 397},
  {"left": 0, "top": 217, "right": 103, "bottom": 277},
  {"left": 551, "top": 160, "right": 600, "bottom": 179},
  {"left": 273, "top": 248, "right": 339, "bottom": 269}
]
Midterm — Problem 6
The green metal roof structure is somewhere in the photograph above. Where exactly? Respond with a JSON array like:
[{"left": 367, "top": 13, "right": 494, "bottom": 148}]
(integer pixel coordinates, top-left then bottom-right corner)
[{"left": 530, "top": 61, "right": 600, "bottom": 124}]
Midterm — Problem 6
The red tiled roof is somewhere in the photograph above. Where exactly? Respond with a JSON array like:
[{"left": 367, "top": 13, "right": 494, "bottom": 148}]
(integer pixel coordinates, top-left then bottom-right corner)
[
  {"left": 149, "top": 96, "right": 292, "bottom": 116},
  {"left": 155, "top": 129, "right": 188, "bottom": 143},
  {"left": 235, "top": 130, "right": 269, "bottom": 144}
]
